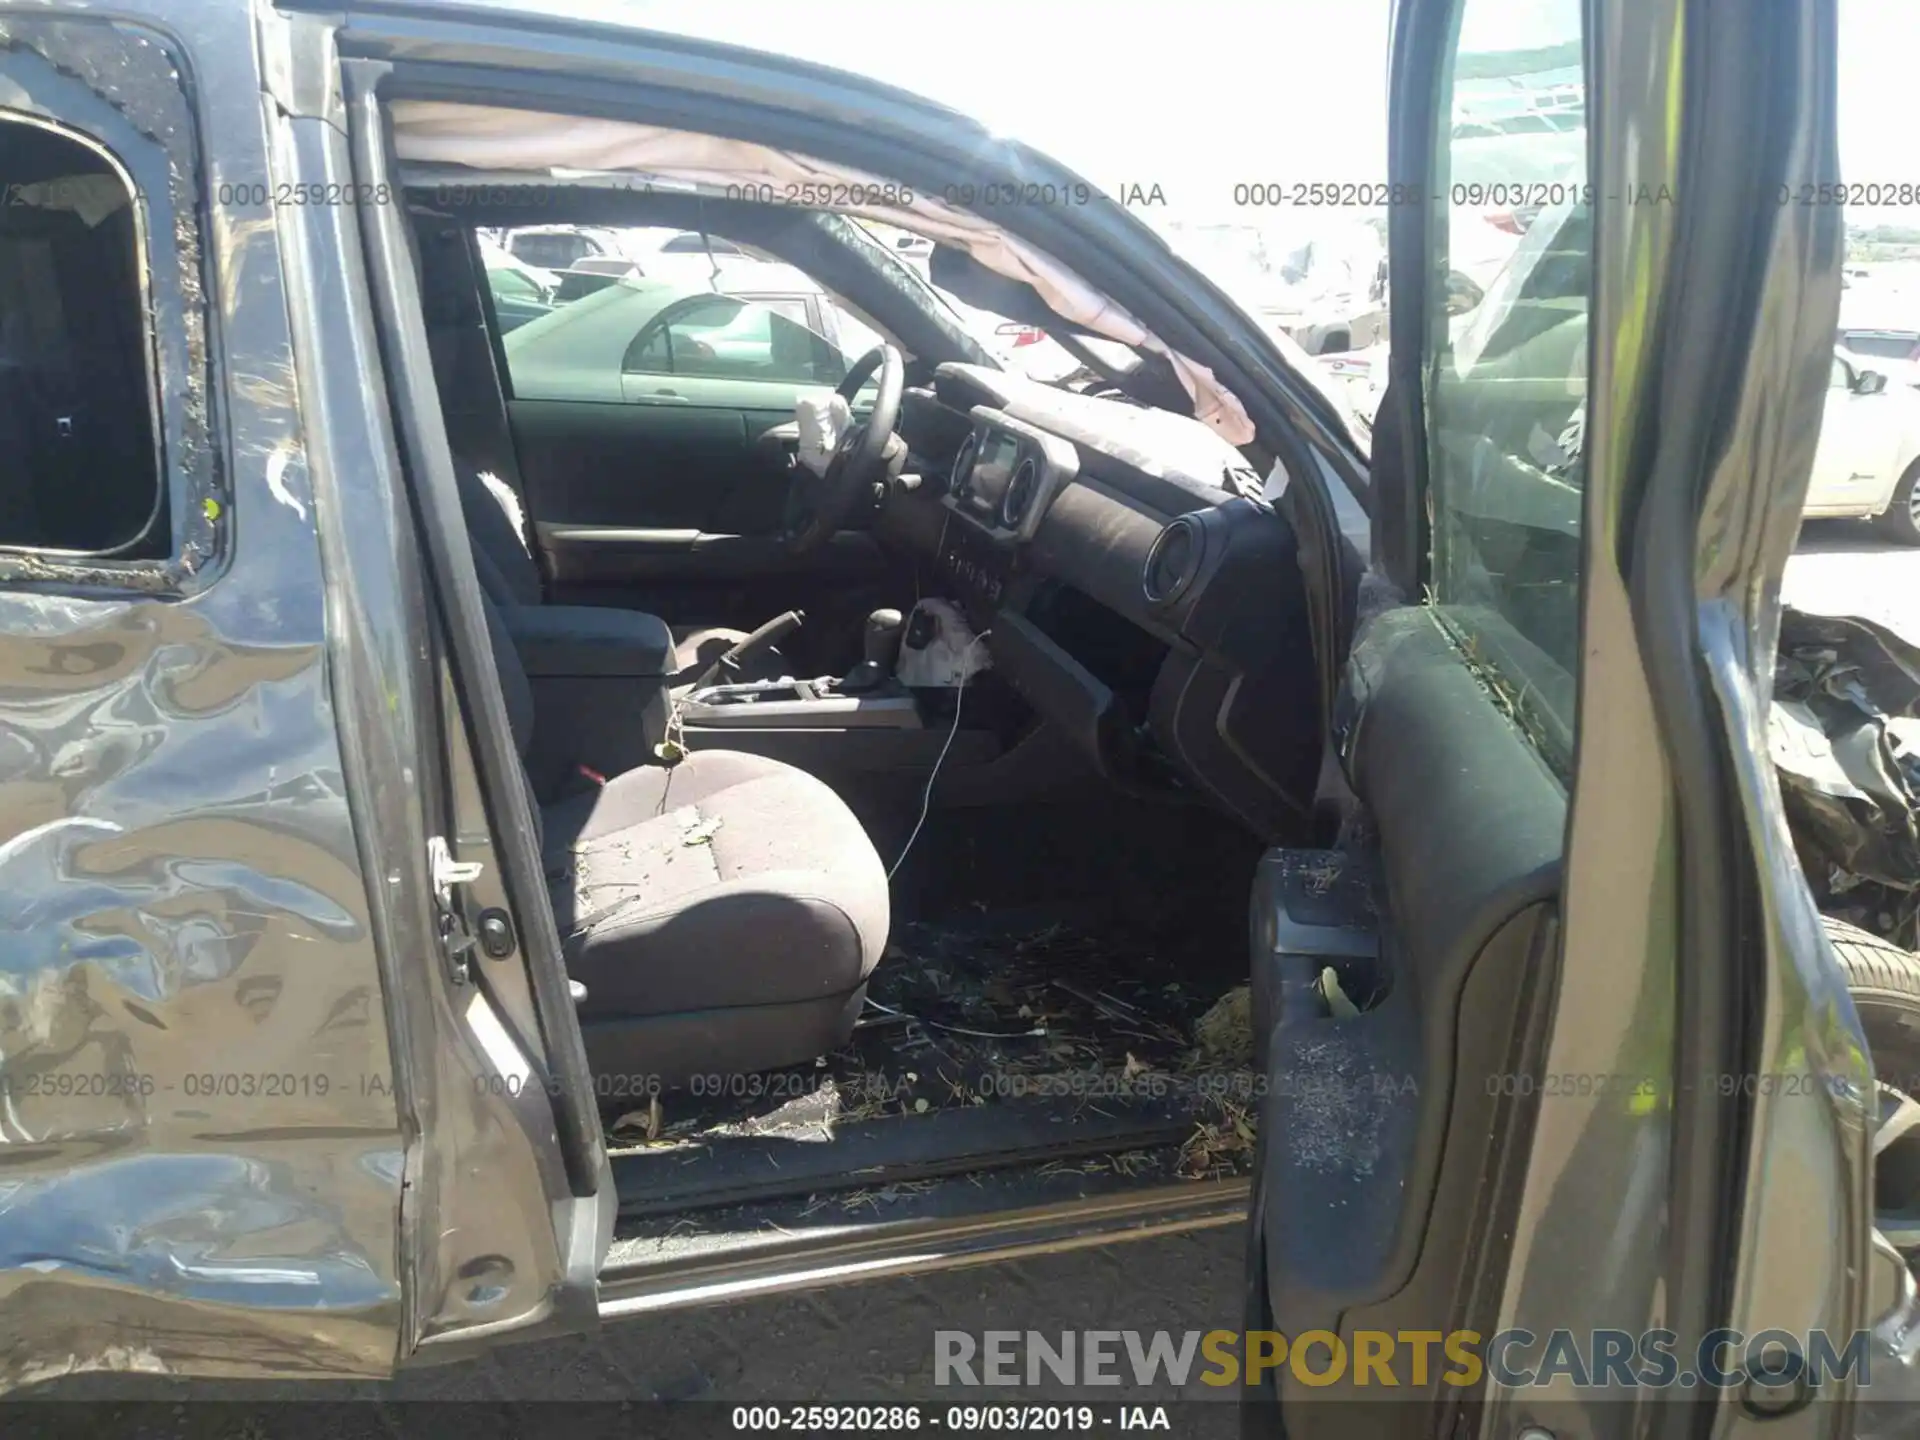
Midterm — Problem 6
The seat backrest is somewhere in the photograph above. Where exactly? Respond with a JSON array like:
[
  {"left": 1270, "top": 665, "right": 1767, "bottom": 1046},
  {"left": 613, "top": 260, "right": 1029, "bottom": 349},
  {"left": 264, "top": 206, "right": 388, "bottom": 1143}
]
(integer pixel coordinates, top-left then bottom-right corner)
[
  {"left": 477, "top": 586, "right": 535, "bottom": 758},
  {"left": 477, "top": 585, "right": 548, "bottom": 853}
]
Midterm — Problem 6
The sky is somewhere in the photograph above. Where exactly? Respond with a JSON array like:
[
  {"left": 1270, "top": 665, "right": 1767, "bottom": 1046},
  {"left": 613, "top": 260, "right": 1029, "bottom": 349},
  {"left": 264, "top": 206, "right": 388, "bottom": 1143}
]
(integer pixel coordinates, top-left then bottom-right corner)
[{"left": 617, "top": 0, "right": 1919, "bottom": 227}]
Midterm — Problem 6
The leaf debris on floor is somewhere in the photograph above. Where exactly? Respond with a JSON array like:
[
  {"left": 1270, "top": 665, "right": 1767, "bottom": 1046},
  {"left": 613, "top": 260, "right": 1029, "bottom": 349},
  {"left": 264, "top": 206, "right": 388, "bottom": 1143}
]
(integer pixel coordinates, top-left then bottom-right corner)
[{"left": 609, "top": 913, "right": 1261, "bottom": 1182}]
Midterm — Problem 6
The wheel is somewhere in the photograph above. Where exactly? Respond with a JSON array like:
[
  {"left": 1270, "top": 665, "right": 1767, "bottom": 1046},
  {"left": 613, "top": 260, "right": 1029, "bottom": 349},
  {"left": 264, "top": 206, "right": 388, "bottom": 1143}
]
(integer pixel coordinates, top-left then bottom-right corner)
[
  {"left": 1829, "top": 914, "right": 1920, "bottom": 1256},
  {"left": 1872, "top": 458, "right": 1920, "bottom": 545}
]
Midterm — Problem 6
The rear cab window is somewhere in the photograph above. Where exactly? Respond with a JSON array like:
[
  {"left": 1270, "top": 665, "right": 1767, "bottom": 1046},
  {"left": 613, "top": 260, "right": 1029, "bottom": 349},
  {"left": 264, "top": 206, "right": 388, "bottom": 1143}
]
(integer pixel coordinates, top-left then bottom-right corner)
[
  {"left": 0, "top": 121, "right": 160, "bottom": 557},
  {"left": 0, "top": 26, "right": 221, "bottom": 590}
]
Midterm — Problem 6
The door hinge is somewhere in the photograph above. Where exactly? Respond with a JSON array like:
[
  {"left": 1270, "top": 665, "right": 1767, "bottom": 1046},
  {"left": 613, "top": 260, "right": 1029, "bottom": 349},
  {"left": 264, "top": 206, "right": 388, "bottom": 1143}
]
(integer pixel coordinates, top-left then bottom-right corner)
[{"left": 428, "top": 836, "right": 484, "bottom": 985}]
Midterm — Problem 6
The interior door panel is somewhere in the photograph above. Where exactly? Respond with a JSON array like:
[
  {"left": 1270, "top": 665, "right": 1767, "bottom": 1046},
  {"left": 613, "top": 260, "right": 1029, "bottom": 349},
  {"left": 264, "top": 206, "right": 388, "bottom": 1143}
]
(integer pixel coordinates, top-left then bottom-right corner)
[
  {"left": 509, "top": 397, "right": 791, "bottom": 534},
  {"left": 508, "top": 395, "right": 894, "bottom": 626},
  {"left": 1247, "top": 611, "right": 1566, "bottom": 1435}
]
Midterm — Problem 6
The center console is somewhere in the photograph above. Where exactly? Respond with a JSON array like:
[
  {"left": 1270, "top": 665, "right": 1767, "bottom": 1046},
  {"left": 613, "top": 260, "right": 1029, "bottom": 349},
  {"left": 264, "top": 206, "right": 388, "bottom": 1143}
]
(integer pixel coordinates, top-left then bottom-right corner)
[
  {"left": 674, "top": 602, "right": 998, "bottom": 780},
  {"left": 676, "top": 676, "right": 920, "bottom": 729}
]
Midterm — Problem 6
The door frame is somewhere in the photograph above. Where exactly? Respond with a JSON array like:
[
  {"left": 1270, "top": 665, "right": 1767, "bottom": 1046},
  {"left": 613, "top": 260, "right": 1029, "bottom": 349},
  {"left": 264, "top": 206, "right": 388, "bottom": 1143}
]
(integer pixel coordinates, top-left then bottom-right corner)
[{"left": 1381, "top": 0, "right": 1871, "bottom": 1434}]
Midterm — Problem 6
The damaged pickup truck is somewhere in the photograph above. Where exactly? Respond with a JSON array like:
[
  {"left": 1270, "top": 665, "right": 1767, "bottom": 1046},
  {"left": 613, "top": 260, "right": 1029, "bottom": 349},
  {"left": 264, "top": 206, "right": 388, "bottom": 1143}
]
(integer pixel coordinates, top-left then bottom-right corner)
[{"left": 0, "top": 0, "right": 1914, "bottom": 1435}]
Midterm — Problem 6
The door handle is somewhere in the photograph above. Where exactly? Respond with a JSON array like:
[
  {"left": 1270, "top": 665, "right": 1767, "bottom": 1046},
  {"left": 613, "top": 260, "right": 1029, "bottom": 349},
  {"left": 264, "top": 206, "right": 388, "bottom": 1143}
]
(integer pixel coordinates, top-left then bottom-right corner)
[{"left": 647, "top": 389, "right": 689, "bottom": 403}]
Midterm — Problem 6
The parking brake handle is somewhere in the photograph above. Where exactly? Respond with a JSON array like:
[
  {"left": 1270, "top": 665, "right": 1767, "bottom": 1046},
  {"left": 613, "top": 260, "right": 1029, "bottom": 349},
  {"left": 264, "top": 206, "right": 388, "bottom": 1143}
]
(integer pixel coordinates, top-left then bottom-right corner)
[{"left": 689, "top": 609, "right": 804, "bottom": 692}]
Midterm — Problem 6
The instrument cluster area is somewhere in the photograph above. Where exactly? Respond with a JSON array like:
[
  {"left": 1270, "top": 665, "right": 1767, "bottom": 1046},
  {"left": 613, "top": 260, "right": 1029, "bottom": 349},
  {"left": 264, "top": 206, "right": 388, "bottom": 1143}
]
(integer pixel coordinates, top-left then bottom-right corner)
[
  {"left": 944, "top": 410, "right": 1078, "bottom": 542},
  {"left": 884, "top": 370, "right": 1325, "bottom": 841}
]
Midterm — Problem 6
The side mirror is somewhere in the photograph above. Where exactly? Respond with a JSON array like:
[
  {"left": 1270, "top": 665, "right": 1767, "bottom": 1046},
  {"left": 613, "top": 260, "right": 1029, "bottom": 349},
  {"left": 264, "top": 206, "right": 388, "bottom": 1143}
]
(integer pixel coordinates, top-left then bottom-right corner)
[
  {"left": 1855, "top": 369, "right": 1888, "bottom": 396},
  {"left": 1444, "top": 270, "right": 1484, "bottom": 316}
]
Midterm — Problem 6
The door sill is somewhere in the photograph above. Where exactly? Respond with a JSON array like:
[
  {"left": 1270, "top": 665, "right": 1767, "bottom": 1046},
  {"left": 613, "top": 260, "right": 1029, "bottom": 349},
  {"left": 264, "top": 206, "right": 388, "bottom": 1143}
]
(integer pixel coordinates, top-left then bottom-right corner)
[{"left": 597, "top": 1173, "right": 1248, "bottom": 1321}]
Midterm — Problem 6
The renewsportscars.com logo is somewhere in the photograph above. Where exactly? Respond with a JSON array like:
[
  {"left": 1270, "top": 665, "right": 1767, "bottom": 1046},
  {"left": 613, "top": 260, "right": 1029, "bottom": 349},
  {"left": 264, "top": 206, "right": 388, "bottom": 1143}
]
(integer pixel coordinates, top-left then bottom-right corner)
[{"left": 934, "top": 1328, "right": 1874, "bottom": 1391}]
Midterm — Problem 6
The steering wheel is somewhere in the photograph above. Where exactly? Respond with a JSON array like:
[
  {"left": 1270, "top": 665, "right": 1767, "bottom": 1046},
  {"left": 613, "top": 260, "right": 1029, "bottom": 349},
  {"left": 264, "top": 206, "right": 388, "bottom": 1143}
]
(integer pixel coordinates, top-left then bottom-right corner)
[{"left": 782, "top": 343, "right": 904, "bottom": 555}]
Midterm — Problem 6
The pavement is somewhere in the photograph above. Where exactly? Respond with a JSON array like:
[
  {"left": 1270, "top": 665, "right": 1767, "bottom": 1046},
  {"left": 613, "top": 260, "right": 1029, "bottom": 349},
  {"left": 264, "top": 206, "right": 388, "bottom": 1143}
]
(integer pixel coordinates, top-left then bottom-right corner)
[{"left": 1785, "top": 520, "right": 1920, "bottom": 643}]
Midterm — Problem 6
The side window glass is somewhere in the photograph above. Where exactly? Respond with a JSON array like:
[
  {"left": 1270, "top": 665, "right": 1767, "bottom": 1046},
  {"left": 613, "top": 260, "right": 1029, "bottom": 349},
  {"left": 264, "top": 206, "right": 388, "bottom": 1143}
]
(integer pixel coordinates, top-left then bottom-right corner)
[
  {"left": 0, "top": 116, "right": 162, "bottom": 556},
  {"left": 1425, "top": 0, "right": 1589, "bottom": 766},
  {"left": 489, "top": 268, "right": 537, "bottom": 301},
  {"left": 1830, "top": 356, "right": 1851, "bottom": 390},
  {"left": 624, "top": 321, "right": 676, "bottom": 376},
  {"left": 623, "top": 296, "right": 841, "bottom": 385},
  {"left": 660, "top": 233, "right": 745, "bottom": 256},
  {"left": 512, "top": 233, "right": 587, "bottom": 271}
]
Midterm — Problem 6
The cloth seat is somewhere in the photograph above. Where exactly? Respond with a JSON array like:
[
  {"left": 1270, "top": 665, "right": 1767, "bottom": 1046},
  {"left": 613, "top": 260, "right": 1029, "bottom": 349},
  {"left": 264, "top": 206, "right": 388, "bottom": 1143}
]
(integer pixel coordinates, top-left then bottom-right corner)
[
  {"left": 544, "top": 752, "right": 889, "bottom": 1084},
  {"left": 482, "top": 592, "right": 887, "bottom": 1089}
]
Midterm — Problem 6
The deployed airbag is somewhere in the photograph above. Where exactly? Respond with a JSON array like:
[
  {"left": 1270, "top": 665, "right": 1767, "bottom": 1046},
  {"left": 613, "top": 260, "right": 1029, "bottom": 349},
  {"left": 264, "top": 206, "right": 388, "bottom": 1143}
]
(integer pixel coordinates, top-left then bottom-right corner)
[{"left": 390, "top": 100, "right": 1254, "bottom": 444}]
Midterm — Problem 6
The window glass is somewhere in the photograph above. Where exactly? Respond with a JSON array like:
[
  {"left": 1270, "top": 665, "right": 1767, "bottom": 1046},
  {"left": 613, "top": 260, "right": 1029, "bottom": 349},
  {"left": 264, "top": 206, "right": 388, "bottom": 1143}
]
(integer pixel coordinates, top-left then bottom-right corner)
[
  {"left": 1841, "top": 332, "right": 1919, "bottom": 361},
  {"left": 749, "top": 295, "right": 811, "bottom": 330},
  {"left": 510, "top": 232, "right": 593, "bottom": 271},
  {"left": 489, "top": 267, "right": 540, "bottom": 300},
  {"left": 1425, "top": 0, "right": 1589, "bottom": 763},
  {"left": 621, "top": 294, "right": 844, "bottom": 385},
  {"left": 833, "top": 303, "right": 886, "bottom": 361},
  {"left": 660, "top": 232, "right": 744, "bottom": 256},
  {"left": 1831, "top": 356, "right": 1853, "bottom": 389},
  {"left": 0, "top": 117, "right": 161, "bottom": 555}
]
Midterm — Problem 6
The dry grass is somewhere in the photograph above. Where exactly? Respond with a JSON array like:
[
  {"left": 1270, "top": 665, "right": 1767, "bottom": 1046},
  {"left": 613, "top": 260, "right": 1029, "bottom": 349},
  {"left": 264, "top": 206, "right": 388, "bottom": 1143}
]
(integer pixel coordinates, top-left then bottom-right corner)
[
  {"left": 605, "top": 918, "right": 1266, "bottom": 1188},
  {"left": 801, "top": 1178, "right": 940, "bottom": 1217},
  {"left": 1177, "top": 1095, "right": 1258, "bottom": 1181},
  {"left": 1191, "top": 985, "right": 1252, "bottom": 1067}
]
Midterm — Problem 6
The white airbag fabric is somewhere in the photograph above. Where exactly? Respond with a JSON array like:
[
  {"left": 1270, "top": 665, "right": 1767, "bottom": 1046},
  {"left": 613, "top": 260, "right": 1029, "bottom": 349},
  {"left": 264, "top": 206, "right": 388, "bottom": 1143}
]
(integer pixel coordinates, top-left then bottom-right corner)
[
  {"left": 896, "top": 599, "right": 991, "bottom": 688},
  {"left": 390, "top": 100, "right": 1254, "bottom": 444},
  {"left": 795, "top": 394, "right": 851, "bottom": 478}
]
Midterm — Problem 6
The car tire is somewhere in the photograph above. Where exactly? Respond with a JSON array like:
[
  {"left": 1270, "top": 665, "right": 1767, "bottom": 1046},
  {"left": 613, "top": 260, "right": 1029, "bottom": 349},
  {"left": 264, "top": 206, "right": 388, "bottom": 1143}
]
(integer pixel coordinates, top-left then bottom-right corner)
[
  {"left": 1833, "top": 914, "right": 1920, "bottom": 1050},
  {"left": 1872, "top": 459, "right": 1920, "bottom": 545},
  {"left": 1829, "top": 914, "right": 1920, "bottom": 1254}
]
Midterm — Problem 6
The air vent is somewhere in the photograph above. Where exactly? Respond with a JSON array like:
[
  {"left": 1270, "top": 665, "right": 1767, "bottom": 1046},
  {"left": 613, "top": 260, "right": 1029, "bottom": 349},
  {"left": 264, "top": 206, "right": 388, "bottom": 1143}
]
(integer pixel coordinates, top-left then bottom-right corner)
[
  {"left": 1142, "top": 516, "right": 1203, "bottom": 605},
  {"left": 950, "top": 432, "right": 979, "bottom": 498},
  {"left": 1000, "top": 457, "right": 1039, "bottom": 529}
]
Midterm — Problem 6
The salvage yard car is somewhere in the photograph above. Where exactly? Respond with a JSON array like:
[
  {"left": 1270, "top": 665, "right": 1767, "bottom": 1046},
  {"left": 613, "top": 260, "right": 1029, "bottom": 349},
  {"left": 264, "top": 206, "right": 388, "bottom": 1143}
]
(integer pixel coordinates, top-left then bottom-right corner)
[
  {"left": 0, "top": 0, "right": 1914, "bottom": 1435},
  {"left": 479, "top": 238, "right": 558, "bottom": 332},
  {"left": 1811, "top": 350, "right": 1920, "bottom": 541}
]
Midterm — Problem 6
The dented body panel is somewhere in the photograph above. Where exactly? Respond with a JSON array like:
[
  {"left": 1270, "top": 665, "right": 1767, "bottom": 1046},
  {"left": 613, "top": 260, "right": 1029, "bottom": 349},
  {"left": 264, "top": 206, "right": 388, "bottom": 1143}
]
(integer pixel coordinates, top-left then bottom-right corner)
[{"left": 0, "top": 6, "right": 407, "bottom": 1384}]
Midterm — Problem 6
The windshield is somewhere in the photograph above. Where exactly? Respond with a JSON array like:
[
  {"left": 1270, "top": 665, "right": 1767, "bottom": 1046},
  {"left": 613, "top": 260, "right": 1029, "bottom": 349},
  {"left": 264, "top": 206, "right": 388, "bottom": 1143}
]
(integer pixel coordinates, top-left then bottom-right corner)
[{"left": 850, "top": 217, "right": 1091, "bottom": 385}]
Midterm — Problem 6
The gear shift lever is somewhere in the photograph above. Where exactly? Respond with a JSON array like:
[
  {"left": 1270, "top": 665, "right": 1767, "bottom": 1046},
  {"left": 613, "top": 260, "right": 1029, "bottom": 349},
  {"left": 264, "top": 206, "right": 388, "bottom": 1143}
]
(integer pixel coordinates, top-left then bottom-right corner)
[{"left": 841, "top": 608, "right": 904, "bottom": 694}]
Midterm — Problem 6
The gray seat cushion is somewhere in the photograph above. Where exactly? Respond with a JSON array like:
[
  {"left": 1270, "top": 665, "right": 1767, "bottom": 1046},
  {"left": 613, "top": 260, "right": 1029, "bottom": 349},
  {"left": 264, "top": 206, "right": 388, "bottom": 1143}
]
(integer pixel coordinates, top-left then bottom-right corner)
[{"left": 542, "top": 751, "right": 888, "bottom": 1035}]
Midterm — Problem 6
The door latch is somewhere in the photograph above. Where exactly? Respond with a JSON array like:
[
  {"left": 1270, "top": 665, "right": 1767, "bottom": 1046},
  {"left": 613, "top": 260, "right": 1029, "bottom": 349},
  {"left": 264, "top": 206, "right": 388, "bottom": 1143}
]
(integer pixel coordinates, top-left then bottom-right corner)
[{"left": 428, "top": 836, "right": 484, "bottom": 985}]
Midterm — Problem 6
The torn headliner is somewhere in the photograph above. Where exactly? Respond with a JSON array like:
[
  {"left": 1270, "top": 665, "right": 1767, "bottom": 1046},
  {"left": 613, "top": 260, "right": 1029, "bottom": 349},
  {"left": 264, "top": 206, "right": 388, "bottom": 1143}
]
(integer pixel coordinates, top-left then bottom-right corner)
[{"left": 387, "top": 99, "right": 1256, "bottom": 445}]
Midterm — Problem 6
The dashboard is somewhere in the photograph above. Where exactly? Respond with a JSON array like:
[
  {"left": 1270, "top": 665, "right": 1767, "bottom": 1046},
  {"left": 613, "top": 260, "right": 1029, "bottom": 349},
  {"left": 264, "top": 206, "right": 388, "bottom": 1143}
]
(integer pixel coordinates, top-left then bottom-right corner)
[{"left": 878, "top": 363, "right": 1324, "bottom": 840}]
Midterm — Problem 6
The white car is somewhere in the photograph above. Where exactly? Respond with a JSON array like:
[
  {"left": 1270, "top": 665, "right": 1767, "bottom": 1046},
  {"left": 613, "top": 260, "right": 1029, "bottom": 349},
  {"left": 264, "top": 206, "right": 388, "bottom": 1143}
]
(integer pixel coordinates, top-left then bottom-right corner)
[
  {"left": 1316, "top": 342, "right": 1388, "bottom": 427},
  {"left": 504, "top": 224, "right": 800, "bottom": 289},
  {"left": 1837, "top": 329, "right": 1920, "bottom": 390},
  {"left": 1309, "top": 341, "right": 1920, "bottom": 544},
  {"left": 1807, "top": 350, "right": 1920, "bottom": 542}
]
